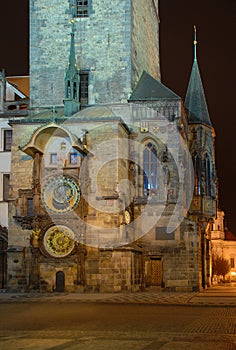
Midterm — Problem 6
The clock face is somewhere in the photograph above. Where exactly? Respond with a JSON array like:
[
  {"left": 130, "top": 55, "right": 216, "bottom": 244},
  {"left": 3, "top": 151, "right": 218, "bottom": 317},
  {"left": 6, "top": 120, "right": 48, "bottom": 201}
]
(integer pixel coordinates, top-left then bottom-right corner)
[
  {"left": 43, "top": 225, "right": 75, "bottom": 258},
  {"left": 125, "top": 210, "right": 131, "bottom": 224},
  {"left": 42, "top": 175, "right": 80, "bottom": 213}
]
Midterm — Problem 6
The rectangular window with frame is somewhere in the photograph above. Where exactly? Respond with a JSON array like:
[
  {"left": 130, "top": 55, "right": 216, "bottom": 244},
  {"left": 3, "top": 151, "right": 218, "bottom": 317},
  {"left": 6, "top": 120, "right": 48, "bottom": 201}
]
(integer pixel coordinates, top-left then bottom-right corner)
[
  {"left": 79, "top": 71, "right": 89, "bottom": 106},
  {"left": 3, "top": 129, "right": 12, "bottom": 151},
  {"left": 27, "top": 198, "right": 34, "bottom": 216},
  {"left": 75, "top": 0, "right": 89, "bottom": 18},
  {"left": 70, "top": 153, "right": 77, "bottom": 165},
  {"left": 50, "top": 153, "right": 57, "bottom": 165},
  {"left": 230, "top": 258, "right": 235, "bottom": 268},
  {"left": 3, "top": 174, "right": 10, "bottom": 200}
]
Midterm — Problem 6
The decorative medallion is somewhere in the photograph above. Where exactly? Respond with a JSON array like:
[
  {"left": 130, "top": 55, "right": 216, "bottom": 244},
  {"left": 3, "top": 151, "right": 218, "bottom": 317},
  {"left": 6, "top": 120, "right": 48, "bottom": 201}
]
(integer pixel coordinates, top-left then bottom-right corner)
[
  {"left": 43, "top": 225, "right": 75, "bottom": 258},
  {"left": 124, "top": 210, "right": 131, "bottom": 224},
  {"left": 42, "top": 175, "right": 80, "bottom": 213}
]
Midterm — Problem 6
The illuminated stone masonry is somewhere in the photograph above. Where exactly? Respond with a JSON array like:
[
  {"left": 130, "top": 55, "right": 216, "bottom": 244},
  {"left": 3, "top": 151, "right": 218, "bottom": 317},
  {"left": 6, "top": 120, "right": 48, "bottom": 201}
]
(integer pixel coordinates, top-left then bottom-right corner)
[{"left": 6, "top": 1, "right": 217, "bottom": 293}]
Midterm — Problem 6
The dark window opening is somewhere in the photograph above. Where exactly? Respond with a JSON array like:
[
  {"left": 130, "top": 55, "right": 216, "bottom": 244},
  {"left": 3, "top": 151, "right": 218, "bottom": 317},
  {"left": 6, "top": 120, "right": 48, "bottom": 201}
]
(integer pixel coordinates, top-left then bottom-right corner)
[
  {"left": 79, "top": 71, "right": 89, "bottom": 106},
  {"left": 193, "top": 154, "right": 201, "bottom": 195},
  {"left": 27, "top": 198, "right": 34, "bottom": 216},
  {"left": 230, "top": 258, "right": 235, "bottom": 268},
  {"left": 75, "top": 0, "right": 89, "bottom": 18},
  {"left": 73, "top": 82, "right": 77, "bottom": 99},
  {"left": 204, "top": 155, "right": 211, "bottom": 196},
  {"left": 3, "top": 174, "right": 10, "bottom": 200},
  {"left": 3, "top": 129, "right": 12, "bottom": 151},
  {"left": 7, "top": 105, "right": 17, "bottom": 111}
]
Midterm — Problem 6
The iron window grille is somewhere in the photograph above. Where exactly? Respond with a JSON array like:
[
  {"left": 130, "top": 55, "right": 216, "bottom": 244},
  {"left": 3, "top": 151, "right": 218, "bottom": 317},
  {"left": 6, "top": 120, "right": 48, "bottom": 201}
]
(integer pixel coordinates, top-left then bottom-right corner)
[{"left": 75, "top": 0, "right": 89, "bottom": 18}]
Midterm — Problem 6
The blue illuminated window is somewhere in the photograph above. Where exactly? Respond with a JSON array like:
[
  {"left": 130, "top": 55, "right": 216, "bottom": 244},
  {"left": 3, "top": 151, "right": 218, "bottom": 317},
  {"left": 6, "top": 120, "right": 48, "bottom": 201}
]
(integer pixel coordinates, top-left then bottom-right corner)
[
  {"left": 70, "top": 153, "right": 77, "bottom": 164},
  {"left": 143, "top": 142, "right": 158, "bottom": 196}
]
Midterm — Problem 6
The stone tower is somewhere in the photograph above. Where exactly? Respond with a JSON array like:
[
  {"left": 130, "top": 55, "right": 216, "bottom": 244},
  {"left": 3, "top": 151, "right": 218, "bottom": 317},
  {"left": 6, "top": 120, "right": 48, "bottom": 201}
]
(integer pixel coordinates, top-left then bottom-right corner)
[
  {"left": 30, "top": 0, "right": 160, "bottom": 108},
  {"left": 185, "top": 27, "right": 217, "bottom": 288}
]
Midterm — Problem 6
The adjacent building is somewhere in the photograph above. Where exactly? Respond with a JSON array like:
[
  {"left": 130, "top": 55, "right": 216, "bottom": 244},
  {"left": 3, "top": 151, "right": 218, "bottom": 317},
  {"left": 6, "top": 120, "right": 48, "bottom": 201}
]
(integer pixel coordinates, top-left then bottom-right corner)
[
  {"left": 0, "top": 70, "right": 29, "bottom": 288},
  {"left": 211, "top": 210, "right": 236, "bottom": 282}
]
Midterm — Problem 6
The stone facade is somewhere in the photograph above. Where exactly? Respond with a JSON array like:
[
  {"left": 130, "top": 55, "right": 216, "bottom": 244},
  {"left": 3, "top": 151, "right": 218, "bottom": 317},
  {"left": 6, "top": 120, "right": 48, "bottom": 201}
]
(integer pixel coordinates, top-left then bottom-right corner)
[
  {"left": 5, "top": 1, "right": 218, "bottom": 293},
  {"left": 7, "top": 97, "right": 211, "bottom": 293}
]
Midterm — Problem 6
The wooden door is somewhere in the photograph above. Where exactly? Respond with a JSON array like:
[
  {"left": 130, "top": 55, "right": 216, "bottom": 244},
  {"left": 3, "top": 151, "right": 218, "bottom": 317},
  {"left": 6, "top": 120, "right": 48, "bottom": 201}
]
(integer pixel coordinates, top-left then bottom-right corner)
[{"left": 150, "top": 259, "right": 162, "bottom": 286}]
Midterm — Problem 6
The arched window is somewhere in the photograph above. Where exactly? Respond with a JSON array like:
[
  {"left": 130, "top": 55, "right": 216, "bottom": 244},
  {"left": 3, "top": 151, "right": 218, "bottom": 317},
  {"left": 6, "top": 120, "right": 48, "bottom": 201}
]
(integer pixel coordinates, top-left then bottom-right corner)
[
  {"left": 192, "top": 153, "right": 201, "bottom": 195},
  {"left": 73, "top": 82, "right": 77, "bottom": 100},
  {"left": 66, "top": 81, "right": 71, "bottom": 98},
  {"left": 143, "top": 142, "right": 158, "bottom": 196},
  {"left": 204, "top": 154, "right": 211, "bottom": 196}
]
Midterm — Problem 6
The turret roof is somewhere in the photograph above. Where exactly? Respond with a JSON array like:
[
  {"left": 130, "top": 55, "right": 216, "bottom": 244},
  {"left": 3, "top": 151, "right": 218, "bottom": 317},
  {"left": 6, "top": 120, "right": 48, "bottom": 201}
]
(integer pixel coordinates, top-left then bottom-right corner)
[{"left": 184, "top": 26, "right": 212, "bottom": 127}]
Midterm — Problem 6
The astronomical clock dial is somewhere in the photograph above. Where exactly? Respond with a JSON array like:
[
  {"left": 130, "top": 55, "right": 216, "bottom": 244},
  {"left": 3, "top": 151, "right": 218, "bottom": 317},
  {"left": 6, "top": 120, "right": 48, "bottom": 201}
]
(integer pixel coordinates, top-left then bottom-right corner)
[
  {"left": 43, "top": 225, "right": 75, "bottom": 258},
  {"left": 124, "top": 210, "right": 131, "bottom": 224},
  {"left": 42, "top": 175, "right": 80, "bottom": 213}
]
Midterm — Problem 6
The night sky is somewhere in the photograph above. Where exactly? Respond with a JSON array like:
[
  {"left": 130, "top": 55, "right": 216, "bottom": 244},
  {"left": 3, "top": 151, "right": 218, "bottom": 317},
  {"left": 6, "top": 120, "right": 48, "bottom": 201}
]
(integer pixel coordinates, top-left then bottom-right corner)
[{"left": 0, "top": 1, "right": 235, "bottom": 232}]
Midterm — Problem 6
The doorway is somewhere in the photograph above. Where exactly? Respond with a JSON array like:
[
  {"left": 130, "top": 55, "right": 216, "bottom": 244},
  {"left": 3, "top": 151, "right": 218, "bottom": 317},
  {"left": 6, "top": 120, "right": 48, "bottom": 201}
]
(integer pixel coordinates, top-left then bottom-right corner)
[
  {"left": 55, "top": 271, "right": 65, "bottom": 292},
  {"left": 150, "top": 258, "right": 162, "bottom": 286}
]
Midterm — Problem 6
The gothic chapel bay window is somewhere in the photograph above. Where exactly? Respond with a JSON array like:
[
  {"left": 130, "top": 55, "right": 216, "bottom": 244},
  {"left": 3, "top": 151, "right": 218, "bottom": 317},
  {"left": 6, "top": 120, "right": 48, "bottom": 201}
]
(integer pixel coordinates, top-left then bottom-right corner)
[
  {"left": 143, "top": 142, "right": 158, "bottom": 196},
  {"left": 204, "top": 154, "right": 211, "bottom": 197}
]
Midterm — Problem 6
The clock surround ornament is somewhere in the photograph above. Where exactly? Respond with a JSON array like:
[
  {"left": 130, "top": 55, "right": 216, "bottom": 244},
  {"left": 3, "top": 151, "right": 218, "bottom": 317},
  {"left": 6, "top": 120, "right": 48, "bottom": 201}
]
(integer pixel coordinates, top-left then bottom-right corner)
[
  {"left": 42, "top": 175, "right": 80, "bottom": 213},
  {"left": 43, "top": 225, "right": 75, "bottom": 258}
]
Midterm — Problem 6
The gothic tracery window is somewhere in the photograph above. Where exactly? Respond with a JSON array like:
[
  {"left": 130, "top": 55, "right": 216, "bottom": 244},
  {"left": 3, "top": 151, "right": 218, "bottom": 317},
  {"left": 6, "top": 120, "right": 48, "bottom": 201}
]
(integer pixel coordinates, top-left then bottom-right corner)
[
  {"left": 192, "top": 153, "right": 201, "bottom": 195},
  {"left": 143, "top": 142, "right": 158, "bottom": 196},
  {"left": 204, "top": 154, "right": 211, "bottom": 196}
]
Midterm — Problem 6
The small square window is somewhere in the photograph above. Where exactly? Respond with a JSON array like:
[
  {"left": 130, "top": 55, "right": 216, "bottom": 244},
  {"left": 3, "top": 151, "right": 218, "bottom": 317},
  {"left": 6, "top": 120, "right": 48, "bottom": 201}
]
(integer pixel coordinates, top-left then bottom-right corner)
[
  {"left": 70, "top": 153, "right": 77, "bottom": 164},
  {"left": 50, "top": 153, "right": 57, "bottom": 164},
  {"left": 75, "top": 0, "right": 89, "bottom": 18},
  {"left": 3, "top": 130, "right": 12, "bottom": 151}
]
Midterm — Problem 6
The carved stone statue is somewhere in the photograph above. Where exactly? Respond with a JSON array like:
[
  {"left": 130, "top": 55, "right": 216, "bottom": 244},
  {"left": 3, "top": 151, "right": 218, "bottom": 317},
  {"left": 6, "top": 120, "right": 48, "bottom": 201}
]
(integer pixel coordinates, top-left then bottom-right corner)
[{"left": 31, "top": 229, "right": 41, "bottom": 248}]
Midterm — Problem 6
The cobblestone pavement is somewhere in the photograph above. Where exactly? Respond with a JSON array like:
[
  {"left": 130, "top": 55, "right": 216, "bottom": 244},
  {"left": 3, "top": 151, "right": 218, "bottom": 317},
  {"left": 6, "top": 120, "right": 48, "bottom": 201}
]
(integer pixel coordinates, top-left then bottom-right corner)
[
  {"left": 0, "top": 284, "right": 236, "bottom": 306},
  {"left": 0, "top": 303, "right": 235, "bottom": 350}
]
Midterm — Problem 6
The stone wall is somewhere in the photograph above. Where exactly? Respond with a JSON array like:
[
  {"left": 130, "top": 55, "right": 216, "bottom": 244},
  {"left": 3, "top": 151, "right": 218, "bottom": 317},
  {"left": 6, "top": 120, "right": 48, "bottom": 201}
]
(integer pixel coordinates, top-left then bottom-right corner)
[
  {"left": 131, "top": 0, "right": 160, "bottom": 87},
  {"left": 30, "top": 0, "right": 160, "bottom": 107},
  {"left": 85, "top": 247, "right": 142, "bottom": 292}
]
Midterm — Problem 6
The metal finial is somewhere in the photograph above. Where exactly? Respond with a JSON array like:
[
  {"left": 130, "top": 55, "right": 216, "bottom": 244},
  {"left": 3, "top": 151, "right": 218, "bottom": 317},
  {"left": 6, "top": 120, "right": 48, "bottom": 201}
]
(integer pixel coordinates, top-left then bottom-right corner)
[
  {"left": 70, "top": 19, "right": 76, "bottom": 33},
  {"left": 193, "top": 25, "right": 197, "bottom": 61}
]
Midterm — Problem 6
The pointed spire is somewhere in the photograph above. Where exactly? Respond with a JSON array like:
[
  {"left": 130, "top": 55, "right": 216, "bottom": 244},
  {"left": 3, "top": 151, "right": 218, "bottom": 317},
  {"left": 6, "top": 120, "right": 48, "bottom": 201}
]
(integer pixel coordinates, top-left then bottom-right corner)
[
  {"left": 68, "top": 20, "right": 77, "bottom": 70},
  {"left": 64, "top": 20, "right": 80, "bottom": 117},
  {"left": 184, "top": 26, "right": 212, "bottom": 127},
  {"left": 193, "top": 25, "right": 197, "bottom": 61}
]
